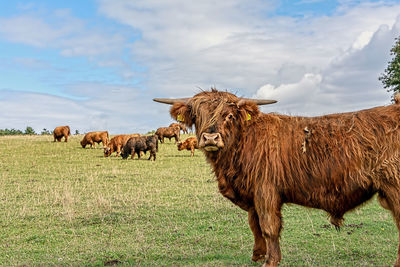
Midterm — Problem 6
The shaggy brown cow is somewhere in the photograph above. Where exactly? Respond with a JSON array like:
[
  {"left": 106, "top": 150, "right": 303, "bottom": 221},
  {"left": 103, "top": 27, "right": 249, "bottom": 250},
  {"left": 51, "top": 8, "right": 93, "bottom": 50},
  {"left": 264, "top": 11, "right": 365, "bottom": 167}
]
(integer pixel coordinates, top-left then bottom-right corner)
[
  {"left": 169, "top": 122, "right": 188, "bottom": 134},
  {"left": 154, "top": 89, "right": 400, "bottom": 266},
  {"left": 121, "top": 135, "right": 158, "bottom": 160},
  {"left": 53, "top": 126, "right": 70, "bottom": 142},
  {"left": 104, "top": 134, "right": 141, "bottom": 157},
  {"left": 80, "top": 131, "right": 109, "bottom": 148},
  {"left": 177, "top": 137, "right": 198, "bottom": 157},
  {"left": 155, "top": 125, "right": 180, "bottom": 143}
]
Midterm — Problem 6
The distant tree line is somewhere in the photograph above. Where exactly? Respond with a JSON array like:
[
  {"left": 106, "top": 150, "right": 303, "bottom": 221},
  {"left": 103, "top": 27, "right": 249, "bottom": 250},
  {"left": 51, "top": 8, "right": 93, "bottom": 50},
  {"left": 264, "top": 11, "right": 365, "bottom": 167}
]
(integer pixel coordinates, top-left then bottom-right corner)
[
  {"left": 0, "top": 126, "right": 43, "bottom": 136},
  {"left": 0, "top": 127, "right": 80, "bottom": 136}
]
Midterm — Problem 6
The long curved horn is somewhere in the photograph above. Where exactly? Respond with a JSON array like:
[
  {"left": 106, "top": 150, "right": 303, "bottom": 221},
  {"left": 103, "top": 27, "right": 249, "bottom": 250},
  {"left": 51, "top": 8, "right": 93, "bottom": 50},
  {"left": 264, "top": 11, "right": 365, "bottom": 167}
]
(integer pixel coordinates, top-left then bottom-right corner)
[
  {"left": 240, "top": 98, "right": 277, "bottom": 105},
  {"left": 153, "top": 98, "right": 190, "bottom": 104}
]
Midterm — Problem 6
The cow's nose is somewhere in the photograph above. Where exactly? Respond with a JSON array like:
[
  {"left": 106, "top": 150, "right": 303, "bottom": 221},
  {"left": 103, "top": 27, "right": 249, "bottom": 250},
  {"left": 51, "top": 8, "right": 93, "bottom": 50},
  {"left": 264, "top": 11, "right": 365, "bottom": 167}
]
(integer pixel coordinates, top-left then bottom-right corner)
[{"left": 201, "top": 133, "right": 221, "bottom": 146}]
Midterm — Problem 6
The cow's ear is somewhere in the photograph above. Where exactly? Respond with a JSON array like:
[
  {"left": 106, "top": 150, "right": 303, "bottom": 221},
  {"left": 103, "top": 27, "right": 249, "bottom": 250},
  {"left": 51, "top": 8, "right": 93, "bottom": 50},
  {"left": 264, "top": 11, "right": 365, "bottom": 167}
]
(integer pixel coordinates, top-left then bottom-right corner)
[
  {"left": 170, "top": 103, "right": 193, "bottom": 127},
  {"left": 237, "top": 100, "right": 260, "bottom": 122}
]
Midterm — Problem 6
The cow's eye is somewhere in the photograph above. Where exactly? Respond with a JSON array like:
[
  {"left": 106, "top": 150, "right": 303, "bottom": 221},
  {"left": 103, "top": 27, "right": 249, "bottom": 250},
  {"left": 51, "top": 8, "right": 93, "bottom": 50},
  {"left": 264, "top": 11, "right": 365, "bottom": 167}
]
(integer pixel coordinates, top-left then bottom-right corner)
[{"left": 226, "top": 113, "right": 234, "bottom": 120}]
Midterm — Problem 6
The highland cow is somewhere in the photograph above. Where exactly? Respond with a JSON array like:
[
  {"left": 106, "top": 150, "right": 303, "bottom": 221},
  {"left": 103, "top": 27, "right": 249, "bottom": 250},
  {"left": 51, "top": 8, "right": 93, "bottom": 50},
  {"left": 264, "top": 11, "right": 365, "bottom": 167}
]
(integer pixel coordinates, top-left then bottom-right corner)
[
  {"left": 169, "top": 122, "right": 188, "bottom": 134},
  {"left": 121, "top": 135, "right": 158, "bottom": 161},
  {"left": 53, "top": 126, "right": 71, "bottom": 142},
  {"left": 80, "top": 131, "right": 109, "bottom": 148},
  {"left": 154, "top": 89, "right": 400, "bottom": 266},
  {"left": 155, "top": 125, "right": 180, "bottom": 143},
  {"left": 104, "top": 134, "right": 140, "bottom": 157}
]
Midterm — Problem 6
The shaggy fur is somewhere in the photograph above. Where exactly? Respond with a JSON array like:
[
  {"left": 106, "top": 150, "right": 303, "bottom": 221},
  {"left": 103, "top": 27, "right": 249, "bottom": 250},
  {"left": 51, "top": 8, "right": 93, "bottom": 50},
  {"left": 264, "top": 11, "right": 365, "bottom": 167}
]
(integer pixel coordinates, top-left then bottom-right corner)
[
  {"left": 155, "top": 125, "right": 180, "bottom": 143},
  {"left": 121, "top": 135, "right": 158, "bottom": 161},
  {"left": 53, "top": 126, "right": 70, "bottom": 142},
  {"left": 167, "top": 89, "right": 400, "bottom": 267},
  {"left": 80, "top": 131, "right": 109, "bottom": 148},
  {"left": 177, "top": 137, "right": 199, "bottom": 157},
  {"left": 104, "top": 134, "right": 140, "bottom": 157}
]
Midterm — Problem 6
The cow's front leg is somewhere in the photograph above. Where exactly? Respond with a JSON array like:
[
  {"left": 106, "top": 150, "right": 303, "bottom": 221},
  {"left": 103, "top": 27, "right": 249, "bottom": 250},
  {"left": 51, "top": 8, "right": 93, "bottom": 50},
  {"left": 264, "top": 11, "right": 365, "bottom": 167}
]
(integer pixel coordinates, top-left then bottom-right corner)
[
  {"left": 255, "top": 186, "right": 282, "bottom": 267},
  {"left": 248, "top": 208, "right": 266, "bottom": 262}
]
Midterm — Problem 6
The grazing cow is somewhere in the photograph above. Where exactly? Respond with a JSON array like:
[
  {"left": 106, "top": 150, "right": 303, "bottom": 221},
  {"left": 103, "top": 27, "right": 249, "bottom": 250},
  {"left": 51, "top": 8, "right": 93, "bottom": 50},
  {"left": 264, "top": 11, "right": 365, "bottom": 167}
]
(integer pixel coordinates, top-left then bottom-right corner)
[
  {"left": 177, "top": 137, "right": 198, "bottom": 157},
  {"left": 169, "top": 122, "right": 189, "bottom": 134},
  {"left": 80, "top": 131, "right": 109, "bottom": 148},
  {"left": 154, "top": 89, "right": 400, "bottom": 266},
  {"left": 53, "top": 126, "right": 70, "bottom": 142},
  {"left": 121, "top": 135, "right": 158, "bottom": 160},
  {"left": 155, "top": 125, "right": 180, "bottom": 143},
  {"left": 104, "top": 134, "right": 140, "bottom": 157}
]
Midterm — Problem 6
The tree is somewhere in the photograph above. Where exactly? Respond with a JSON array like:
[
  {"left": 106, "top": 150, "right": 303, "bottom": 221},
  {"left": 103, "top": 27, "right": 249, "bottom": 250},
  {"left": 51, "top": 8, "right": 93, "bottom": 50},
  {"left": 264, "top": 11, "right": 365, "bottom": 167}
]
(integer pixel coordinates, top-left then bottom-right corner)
[
  {"left": 75, "top": 130, "right": 80, "bottom": 135},
  {"left": 24, "top": 126, "right": 36, "bottom": 135},
  {"left": 41, "top": 128, "right": 51, "bottom": 135},
  {"left": 0, "top": 128, "right": 23, "bottom": 135},
  {"left": 379, "top": 37, "right": 400, "bottom": 99}
]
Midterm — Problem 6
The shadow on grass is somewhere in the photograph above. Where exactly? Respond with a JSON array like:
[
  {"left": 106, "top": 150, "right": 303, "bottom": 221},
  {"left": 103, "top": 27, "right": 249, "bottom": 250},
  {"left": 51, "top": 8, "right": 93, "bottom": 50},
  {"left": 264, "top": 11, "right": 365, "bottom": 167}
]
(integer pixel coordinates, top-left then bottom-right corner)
[{"left": 165, "top": 154, "right": 201, "bottom": 158}]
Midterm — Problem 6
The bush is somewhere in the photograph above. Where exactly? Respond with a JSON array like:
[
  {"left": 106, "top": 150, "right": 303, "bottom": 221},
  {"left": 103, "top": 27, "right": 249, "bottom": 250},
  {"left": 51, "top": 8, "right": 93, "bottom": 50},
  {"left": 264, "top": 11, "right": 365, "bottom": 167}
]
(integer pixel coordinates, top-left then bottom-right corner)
[
  {"left": 24, "top": 126, "right": 36, "bottom": 135},
  {"left": 0, "top": 126, "right": 37, "bottom": 136},
  {"left": 41, "top": 128, "right": 51, "bottom": 135},
  {"left": 0, "top": 128, "right": 24, "bottom": 136}
]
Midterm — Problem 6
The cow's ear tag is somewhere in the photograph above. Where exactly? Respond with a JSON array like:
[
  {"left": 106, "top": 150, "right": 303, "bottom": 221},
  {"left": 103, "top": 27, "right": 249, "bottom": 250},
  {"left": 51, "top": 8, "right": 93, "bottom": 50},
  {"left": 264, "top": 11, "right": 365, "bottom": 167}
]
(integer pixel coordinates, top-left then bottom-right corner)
[
  {"left": 177, "top": 115, "right": 184, "bottom": 122},
  {"left": 246, "top": 113, "right": 251, "bottom": 121}
]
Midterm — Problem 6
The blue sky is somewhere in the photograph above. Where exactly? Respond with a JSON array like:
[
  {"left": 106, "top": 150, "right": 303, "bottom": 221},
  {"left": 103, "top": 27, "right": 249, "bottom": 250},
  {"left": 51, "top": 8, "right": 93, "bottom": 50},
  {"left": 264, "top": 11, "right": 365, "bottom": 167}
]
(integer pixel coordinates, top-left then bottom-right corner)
[{"left": 1, "top": 0, "right": 400, "bottom": 134}]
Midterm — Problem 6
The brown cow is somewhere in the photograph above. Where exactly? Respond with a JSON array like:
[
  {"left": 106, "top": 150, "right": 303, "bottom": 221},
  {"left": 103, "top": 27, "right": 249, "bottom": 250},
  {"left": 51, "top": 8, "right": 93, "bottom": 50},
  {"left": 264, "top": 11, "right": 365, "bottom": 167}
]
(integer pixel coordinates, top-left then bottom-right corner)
[
  {"left": 169, "top": 122, "right": 188, "bottom": 134},
  {"left": 80, "top": 131, "right": 109, "bottom": 148},
  {"left": 155, "top": 125, "right": 180, "bottom": 143},
  {"left": 104, "top": 134, "right": 141, "bottom": 157},
  {"left": 154, "top": 89, "right": 400, "bottom": 266},
  {"left": 53, "top": 126, "right": 70, "bottom": 142},
  {"left": 177, "top": 137, "right": 198, "bottom": 157}
]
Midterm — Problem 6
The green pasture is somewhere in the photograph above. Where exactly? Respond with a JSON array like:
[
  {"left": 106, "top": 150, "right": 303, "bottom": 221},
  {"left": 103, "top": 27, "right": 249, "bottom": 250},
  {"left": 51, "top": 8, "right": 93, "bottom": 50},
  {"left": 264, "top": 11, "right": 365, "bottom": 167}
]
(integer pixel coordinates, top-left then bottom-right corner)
[{"left": 0, "top": 134, "right": 398, "bottom": 266}]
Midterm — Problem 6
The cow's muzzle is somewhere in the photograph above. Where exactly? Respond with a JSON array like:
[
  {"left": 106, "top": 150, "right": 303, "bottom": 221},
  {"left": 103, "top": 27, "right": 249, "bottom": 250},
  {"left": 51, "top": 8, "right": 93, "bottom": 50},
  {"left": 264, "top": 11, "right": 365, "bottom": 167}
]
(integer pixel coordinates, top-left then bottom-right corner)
[{"left": 199, "top": 133, "right": 224, "bottom": 151}]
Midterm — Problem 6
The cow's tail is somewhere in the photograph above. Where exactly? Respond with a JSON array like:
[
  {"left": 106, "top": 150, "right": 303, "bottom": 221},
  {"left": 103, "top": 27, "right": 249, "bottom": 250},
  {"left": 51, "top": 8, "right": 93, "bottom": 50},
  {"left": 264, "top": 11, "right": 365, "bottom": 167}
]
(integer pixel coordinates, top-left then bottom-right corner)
[
  {"left": 394, "top": 92, "right": 400, "bottom": 104},
  {"left": 155, "top": 134, "right": 159, "bottom": 152},
  {"left": 67, "top": 126, "right": 71, "bottom": 136}
]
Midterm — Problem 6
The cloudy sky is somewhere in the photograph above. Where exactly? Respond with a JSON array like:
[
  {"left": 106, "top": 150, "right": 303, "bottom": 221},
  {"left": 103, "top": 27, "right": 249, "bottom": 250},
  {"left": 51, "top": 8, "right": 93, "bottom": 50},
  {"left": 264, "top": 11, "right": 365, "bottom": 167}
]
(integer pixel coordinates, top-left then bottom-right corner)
[{"left": 1, "top": 0, "right": 400, "bottom": 134}]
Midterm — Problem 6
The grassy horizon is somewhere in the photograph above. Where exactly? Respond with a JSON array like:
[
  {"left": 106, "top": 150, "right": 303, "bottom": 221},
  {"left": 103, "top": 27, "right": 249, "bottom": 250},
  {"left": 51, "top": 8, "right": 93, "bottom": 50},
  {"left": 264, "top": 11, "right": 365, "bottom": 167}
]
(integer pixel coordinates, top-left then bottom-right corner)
[{"left": 0, "top": 134, "right": 398, "bottom": 266}]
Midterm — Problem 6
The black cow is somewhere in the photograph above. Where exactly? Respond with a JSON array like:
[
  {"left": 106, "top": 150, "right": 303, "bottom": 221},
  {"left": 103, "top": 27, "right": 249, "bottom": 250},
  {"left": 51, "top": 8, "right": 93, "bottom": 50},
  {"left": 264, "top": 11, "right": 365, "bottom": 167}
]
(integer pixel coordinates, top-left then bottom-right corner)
[{"left": 121, "top": 135, "right": 158, "bottom": 161}]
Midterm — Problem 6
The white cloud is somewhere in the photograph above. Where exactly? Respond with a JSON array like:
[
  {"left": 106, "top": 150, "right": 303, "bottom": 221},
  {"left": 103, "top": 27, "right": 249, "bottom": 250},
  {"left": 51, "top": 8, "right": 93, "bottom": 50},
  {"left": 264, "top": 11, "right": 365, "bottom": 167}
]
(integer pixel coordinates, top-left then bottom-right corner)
[
  {"left": 0, "top": 86, "right": 171, "bottom": 135},
  {"left": 256, "top": 16, "right": 400, "bottom": 116},
  {"left": 0, "top": 15, "right": 71, "bottom": 47},
  {"left": 98, "top": 0, "right": 400, "bottom": 100},
  {"left": 0, "top": 11, "right": 133, "bottom": 77}
]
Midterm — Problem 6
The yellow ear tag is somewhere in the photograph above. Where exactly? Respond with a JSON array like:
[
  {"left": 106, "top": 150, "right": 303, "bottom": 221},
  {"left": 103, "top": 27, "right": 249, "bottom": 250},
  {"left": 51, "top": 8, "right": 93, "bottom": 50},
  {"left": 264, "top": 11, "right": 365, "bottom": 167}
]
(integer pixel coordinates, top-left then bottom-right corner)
[
  {"left": 246, "top": 113, "right": 251, "bottom": 121},
  {"left": 177, "top": 115, "right": 184, "bottom": 122}
]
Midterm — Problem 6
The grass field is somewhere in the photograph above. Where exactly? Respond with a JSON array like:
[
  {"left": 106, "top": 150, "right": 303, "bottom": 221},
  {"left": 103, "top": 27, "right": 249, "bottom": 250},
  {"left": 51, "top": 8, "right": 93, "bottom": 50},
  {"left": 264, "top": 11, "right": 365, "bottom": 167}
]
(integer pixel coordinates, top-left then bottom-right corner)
[{"left": 0, "top": 134, "right": 398, "bottom": 266}]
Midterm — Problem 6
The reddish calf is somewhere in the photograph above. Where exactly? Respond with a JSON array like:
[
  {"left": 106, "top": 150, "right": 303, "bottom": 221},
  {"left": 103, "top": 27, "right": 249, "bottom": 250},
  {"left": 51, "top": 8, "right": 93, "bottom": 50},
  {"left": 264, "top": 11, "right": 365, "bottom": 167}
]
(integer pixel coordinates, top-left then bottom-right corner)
[{"left": 177, "top": 137, "right": 198, "bottom": 157}]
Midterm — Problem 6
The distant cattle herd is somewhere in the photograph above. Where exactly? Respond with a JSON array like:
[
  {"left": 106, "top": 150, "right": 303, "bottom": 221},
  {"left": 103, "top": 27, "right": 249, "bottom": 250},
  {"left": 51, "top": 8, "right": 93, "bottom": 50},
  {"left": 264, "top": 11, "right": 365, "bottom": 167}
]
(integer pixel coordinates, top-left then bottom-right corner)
[{"left": 52, "top": 122, "right": 197, "bottom": 160}]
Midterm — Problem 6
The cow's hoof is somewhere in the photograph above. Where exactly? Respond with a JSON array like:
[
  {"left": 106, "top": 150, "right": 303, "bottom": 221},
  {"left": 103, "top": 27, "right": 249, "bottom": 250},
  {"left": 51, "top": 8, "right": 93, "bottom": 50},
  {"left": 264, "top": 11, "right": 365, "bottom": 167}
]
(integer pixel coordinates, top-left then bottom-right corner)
[
  {"left": 251, "top": 251, "right": 266, "bottom": 262},
  {"left": 262, "top": 260, "right": 279, "bottom": 267}
]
